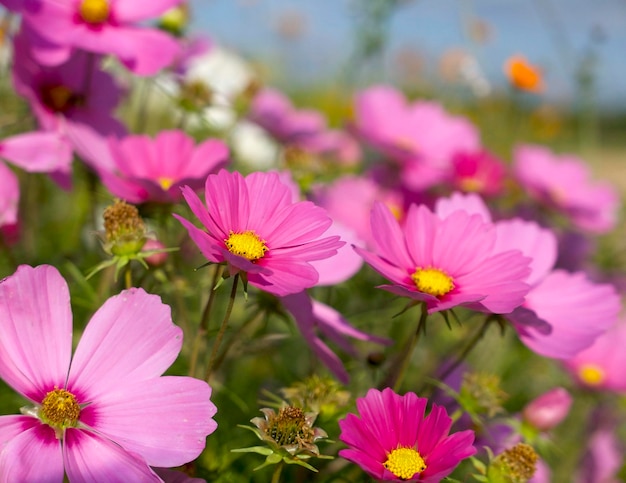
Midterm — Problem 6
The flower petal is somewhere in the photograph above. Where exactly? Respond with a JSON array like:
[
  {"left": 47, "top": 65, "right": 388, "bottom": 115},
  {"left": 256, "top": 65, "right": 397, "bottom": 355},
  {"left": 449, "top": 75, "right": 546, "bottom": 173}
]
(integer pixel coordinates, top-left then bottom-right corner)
[
  {"left": 67, "top": 288, "right": 182, "bottom": 401},
  {"left": 0, "top": 419, "right": 64, "bottom": 483},
  {"left": 79, "top": 376, "right": 216, "bottom": 467},
  {"left": 0, "top": 265, "right": 72, "bottom": 401},
  {"left": 63, "top": 429, "right": 160, "bottom": 482}
]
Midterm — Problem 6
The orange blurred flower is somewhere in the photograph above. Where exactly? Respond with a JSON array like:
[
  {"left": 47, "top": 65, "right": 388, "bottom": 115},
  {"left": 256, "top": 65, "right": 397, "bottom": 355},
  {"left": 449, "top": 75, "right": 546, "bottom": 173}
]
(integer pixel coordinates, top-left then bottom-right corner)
[{"left": 504, "top": 55, "right": 544, "bottom": 93}]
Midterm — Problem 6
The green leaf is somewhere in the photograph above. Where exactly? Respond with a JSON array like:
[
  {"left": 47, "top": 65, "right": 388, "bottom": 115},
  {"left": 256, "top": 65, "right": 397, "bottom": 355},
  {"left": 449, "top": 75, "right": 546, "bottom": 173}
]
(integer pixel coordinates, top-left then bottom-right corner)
[{"left": 230, "top": 446, "right": 273, "bottom": 456}]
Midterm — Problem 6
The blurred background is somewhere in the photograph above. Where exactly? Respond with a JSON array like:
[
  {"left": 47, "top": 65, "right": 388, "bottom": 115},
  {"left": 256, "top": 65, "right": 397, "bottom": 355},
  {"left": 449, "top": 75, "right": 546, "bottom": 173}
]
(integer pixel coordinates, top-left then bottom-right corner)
[
  {"left": 189, "top": 0, "right": 626, "bottom": 110},
  {"left": 187, "top": 0, "right": 626, "bottom": 186}
]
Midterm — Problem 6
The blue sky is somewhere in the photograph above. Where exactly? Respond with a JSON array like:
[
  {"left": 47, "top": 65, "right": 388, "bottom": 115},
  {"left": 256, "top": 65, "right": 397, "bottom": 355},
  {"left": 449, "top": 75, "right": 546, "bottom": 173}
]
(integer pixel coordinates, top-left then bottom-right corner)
[{"left": 189, "top": 0, "right": 626, "bottom": 111}]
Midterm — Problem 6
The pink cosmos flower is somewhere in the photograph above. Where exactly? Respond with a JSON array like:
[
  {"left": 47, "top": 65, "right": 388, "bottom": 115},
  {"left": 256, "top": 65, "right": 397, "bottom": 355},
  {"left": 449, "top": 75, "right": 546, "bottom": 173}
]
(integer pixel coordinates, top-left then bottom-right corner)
[
  {"left": 339, "top": 388, "right": 476, "bottom": 482},
  {"left": 513, "top": 144, "right": 620, "bottom": 234},
  {"left": 12, "top": 31, "right": 126, "bottom": 170},
  {"left": 20, "top": 0, "right": 182, "bottom": 75},
  {"left": 355, "top": 201, "right": 531, "bottom": 314},
  {"left": 0, "top": 265, "right": 217, "bottom": 481},
  {"left": 352, "top": 84, "right": 480, "bottom": 190},
  {"left": 564, "top": 319, "right": 626, "bottom": 392},
  {"left": 435, "top": 192, "right": 621, "bottom": 359},
  {"left": 174, "top": 169, "right": 344, "bottom": 296},
  {"left": 95, "top": 130, "right": 229, "bottom": 203}
]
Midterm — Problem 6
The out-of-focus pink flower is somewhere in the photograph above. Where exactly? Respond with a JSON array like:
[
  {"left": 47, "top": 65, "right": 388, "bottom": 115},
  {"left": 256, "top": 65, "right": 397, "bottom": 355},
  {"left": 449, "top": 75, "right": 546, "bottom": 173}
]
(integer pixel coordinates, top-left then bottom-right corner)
[
  {"left": 249, "top": 87, "right": 360, "bottom": 165},
  {"left": 339, "top": 388, "right": 476, "bottom": 482},
  {"left": 575, "top": 427, "right": 623, "bottom": 483},
  {"left": 513, "top": 144, "right": 620, "bottom": 234},
  {"left": 449, "top": 149, "right": 507, "bottom": 196},
  {"left": 0, "top": 131, "right": 73, "bottom": 226},
  {"left": 174, "top": 170, "right": 344, "bottom": 296},
  {"left": 0, "top": 265, "right": 217, "bottom": 480},
  {"left": 96, "top": 130, "right": 229, "bottom": 203},
  {"left": 352, "top": 84, "right": 480, "bottom": 190},
  {"left": 280, "top": 292, "right": 391, "bottom": 384},
  {"left": 564, "top": 319, "right": 626, "bottom": 392},
  {"left": 435, "top": 192, "right": 621, "bottom": 359},
  {"left": 522, "top": 387, "right": 572, "bottom": 432},
  {"left": 311, "top": 174, "right": 405, "bottom": 248},
  {"left": 12, "top": 31, "right": 126, "bottom": 169},
  {"left": 142, "top": 239, "right": 169, "bottom": 266},
  {"left": 355, "top": 201, "right": 531, "bottom": 314},
  {"left": 20, "top": 0, "right": 182, "bottom": 75}
]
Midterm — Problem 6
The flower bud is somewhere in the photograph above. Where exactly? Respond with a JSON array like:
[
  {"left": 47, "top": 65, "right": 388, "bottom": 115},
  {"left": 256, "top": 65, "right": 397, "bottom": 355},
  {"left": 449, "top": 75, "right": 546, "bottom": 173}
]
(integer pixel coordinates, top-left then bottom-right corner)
[
  {"left": 522, "top": 387, "right": 572, "bottom": 432},
  {"left": 142, "top": 239, "right": 168, "bottom": 266}
]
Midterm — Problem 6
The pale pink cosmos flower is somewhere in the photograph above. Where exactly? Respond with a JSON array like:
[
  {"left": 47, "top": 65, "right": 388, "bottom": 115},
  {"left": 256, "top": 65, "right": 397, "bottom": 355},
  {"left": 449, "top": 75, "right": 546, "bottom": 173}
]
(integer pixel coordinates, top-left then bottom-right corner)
[
  {"left": 513, "top": 144, "right": 620, "bottom": 234},
  {"left": 352, "top": 84, "right": 480, "bottom": 190},
  {"left": 435, "top": 192, "right": 621, "bottom": 359},
  {"left": 174, "top": 169, "right": 344, "bottom": 296},
  {"left": 20, "top": 0, "right": 182, "bottom": 75},
  {"left": 564, "top": 319, "right": 626, "bottom": 393},
  {"left": 12, "top": 31, "right": 126, "bottom": 171},
  {"left": 339, "top": 388, "right": 476, "bottom": 482},
  {"left": 355, "top": 201, "right": 531, "bottom": 314},
  {"left": 95, "top": 130, "right": 229, "bottom": 203},
  {"left": 0, "top": 265, "right": 217, "bottom": 481}
]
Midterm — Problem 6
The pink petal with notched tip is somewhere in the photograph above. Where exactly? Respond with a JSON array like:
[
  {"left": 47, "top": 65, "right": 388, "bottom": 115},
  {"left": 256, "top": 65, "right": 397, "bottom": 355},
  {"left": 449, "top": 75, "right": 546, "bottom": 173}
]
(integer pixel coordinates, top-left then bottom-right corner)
[
  {"left": 63, "top": 429, "right": 161, "bottom": 483},
  {"left": 0, "top": 131, "right": 72, "bottom": 173},
  {"left": 79, "top": 376, "right": 216, "bottom": 467},
  {"left": 67, "top": 288, "right": 183, "bottom": 401},
  {"left": 0, "top": 419, "right": 64, "bottom": 483},
  {"left": 0, "top": 265, "right": 72, "bottom": 402}
]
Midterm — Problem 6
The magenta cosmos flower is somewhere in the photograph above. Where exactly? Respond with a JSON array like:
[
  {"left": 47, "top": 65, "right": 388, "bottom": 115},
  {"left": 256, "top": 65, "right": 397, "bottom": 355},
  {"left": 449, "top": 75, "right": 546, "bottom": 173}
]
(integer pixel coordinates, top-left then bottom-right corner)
[
  {"left": 0, "top": 265, "right": 217, "bottom": 481},
  {"left": 339, "top": 388, "right": 476, "bottom": 482},
  {"left": 174, "top": 169, "right": 344, "bottom": 296},
  {"left": 20, "top": 0, "right": 182, "bottom": 75},
  {"left": 96, "top": 130, "right": 229, "bottom": 203},
  {"left": 355, "top": 201, "right": 531, "bottom": 314},
  {"left": 513, "top": 144, "right": 620, "bottom": 234}
]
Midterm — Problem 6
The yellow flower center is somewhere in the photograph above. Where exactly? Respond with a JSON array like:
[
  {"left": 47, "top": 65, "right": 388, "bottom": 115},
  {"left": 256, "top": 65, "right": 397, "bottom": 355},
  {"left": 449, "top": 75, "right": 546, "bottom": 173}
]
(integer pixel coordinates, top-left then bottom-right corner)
[
  {"left": 384, "top": 447, "right": 427, "bottom": 480},
  {"left": 158, "top": 177, "right": 175, "bottom": 190},
  {"left": 39, "top": 388, "right": 81, "bottom": 430},
  {"left": 459, "top": 177, "right": 484, "bottom": 193},
  {"left": 225, "top": 230, "right": 268, "bottom": 261},
  {"left": 79, "top": 0, "right": 110, "bottom": 24},
  {"left": 578, "top": 363, "right": 605, "bottom": 386},
  {"left": 411, "top": 267, "right": 454, "bottom": 297}
]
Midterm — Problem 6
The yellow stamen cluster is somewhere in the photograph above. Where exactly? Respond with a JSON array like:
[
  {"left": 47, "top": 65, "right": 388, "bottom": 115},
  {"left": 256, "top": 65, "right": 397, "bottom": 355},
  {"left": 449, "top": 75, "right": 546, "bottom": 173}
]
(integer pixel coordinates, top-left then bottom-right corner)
[
  {"left": 383, "top": 447, "right": 427, "bottom": 480},
  {"left": 491, "top": 443, "right": 539, "bottom": 482},
  {"left": 79, "top": 0, "right": 110, "bottom": 24},
  {"left": 411, "top": 267, "right": 454, "bottom": 297},
  {"left": 42, "top": 85, "right": 75, "bottom": 112},
  {"left": 578, "top": 363, "right": 605, "bottom": 386},
  {"left": 225, "top": 230, "right": 268, "bottom": 261},
  {"left": 266, "top": 406, "right": 314, "bottom": 447},
  {"left": 39, "top": 388, "right": 80, "bottom": 429},
  {"left": 158, "top": 177, "right": 175, "bottom": 190}
]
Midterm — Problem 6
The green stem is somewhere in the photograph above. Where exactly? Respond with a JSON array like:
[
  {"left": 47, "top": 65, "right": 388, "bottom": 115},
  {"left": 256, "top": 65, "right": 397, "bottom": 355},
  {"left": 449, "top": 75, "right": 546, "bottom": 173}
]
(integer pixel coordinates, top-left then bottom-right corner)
[
  {"left": 187, "top": 264, "right": 224, "bottom": 377},
  {"left": 124, "top": 264, "right": 132, "bottom": 289},
  {"left": 211, "top": 309, "right": 265, "bottom": 374},
  {"left": 0, "top": 234, "right": 17, "bottom": 272},
  {"left": 437, "top": 315, "right": 495, "bottom": 383},
  {"left": 379, "top": 303, "right": 428, "bottom": 391},
  {"left": 205, "top": 273, "right": 240, "bottom": 382},
  {"left": 271, "top": 461, "right": 284, "bottom": 483}
]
